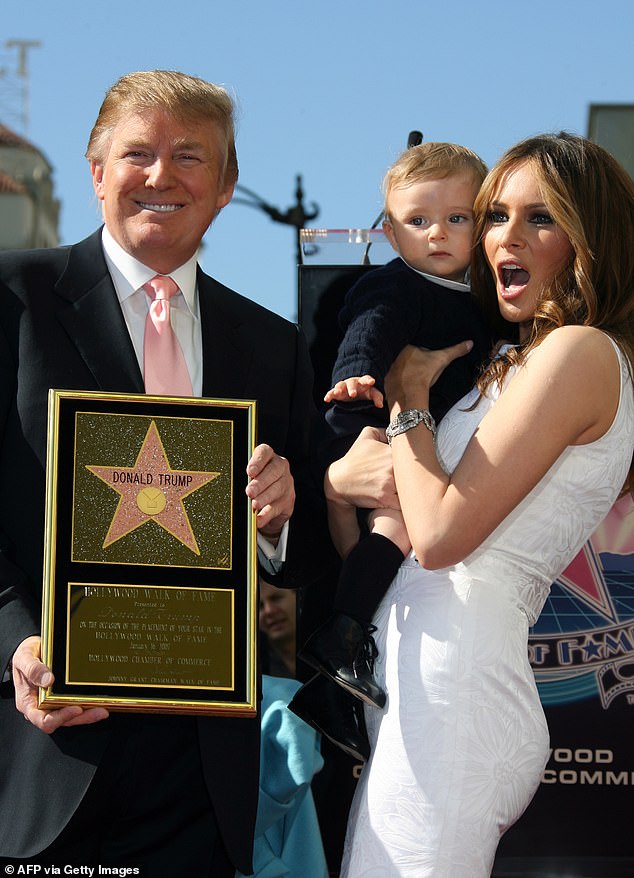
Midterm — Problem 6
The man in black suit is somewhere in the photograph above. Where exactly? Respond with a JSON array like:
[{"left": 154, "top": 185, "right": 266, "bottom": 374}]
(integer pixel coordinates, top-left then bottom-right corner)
[{"left": 0, "top": 70, "right": 320, "bottom": 876}]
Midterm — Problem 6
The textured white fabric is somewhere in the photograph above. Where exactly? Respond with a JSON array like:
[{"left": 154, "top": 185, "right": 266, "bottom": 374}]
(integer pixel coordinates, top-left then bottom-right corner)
[{"left": 342, "top": 337, "right": 634, "bottom": 878}]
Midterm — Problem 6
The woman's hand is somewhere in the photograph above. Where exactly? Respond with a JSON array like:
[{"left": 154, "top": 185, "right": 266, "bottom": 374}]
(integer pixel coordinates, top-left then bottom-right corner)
[
  {"left": 385, "top": 341, "right": 474, "bottom": 411},
  {"left": 325, "top": 426, "right": 399, "bottom": 511}
]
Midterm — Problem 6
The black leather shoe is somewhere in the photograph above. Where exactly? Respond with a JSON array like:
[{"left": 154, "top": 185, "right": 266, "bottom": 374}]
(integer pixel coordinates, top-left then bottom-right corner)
[
  {"left": 298, "top": 612, "right": 386, "bottom": 709},
  {"left": 288, "top": 673, "right": 370, "bottom": 762}
]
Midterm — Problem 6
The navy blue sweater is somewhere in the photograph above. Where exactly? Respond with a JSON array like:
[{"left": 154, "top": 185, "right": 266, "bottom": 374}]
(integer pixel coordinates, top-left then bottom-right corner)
[{"left": 322, "top": 258, "right": 494, "bottom": 466}]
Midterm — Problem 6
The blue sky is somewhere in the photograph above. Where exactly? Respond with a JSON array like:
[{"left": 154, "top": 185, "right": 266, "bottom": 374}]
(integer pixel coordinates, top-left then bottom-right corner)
[{"left": 1, "top": 1, "right": 633, "bottom": 322}]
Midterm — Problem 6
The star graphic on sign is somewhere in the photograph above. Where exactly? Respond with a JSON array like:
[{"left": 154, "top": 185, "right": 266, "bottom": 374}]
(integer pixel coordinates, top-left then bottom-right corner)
[
  {"left": 86, "top": 420, "right": 220, "bottom": 554},
  {"left": 582, "top": 638, "right": 603, "bottom": 660},
  {"left": 554, "top": 494, "right": 634, "bottom": 625},
  {"left": 557, "top": 543, "right": 618, "bottom": 624}
]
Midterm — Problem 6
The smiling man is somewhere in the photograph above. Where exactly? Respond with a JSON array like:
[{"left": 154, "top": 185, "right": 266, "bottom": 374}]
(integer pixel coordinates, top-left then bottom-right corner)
[
  {"left": 87, "top": 94, "right": 235, "bottom": 274},
  {"left": 0, "top": 70, "right": 321, "bottom": 876}
]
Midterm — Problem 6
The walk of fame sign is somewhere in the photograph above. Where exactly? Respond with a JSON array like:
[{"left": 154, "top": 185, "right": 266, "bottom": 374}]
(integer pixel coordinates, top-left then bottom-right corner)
[{"left": 39, "top": 390, "right": 258, "bottom": 716}]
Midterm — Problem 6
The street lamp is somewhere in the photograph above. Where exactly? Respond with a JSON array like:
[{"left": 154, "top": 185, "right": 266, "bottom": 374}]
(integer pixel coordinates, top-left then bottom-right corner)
[{"left": 232, "top": 174, "right": 319, "bottom": 268}]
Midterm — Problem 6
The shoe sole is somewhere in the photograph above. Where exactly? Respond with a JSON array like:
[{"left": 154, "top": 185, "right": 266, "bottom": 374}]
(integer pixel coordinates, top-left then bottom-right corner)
[
  {"left": 298, "top": 650, "right": 386, "bottom": 710},
  {"left": 289, "top": 701, "right": 369, "bottom": 763}
]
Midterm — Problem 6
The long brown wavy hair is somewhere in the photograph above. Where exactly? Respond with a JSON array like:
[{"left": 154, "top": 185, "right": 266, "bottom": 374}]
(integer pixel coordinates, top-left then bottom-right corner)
[{"left": 471, "top": 132, "right": 634, "bottom": 493}]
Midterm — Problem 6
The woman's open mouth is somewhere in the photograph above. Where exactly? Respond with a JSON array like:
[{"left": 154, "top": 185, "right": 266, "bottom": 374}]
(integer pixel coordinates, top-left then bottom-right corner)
[{"left": 498, "top": 262, "right": 530, "bottom": 298}]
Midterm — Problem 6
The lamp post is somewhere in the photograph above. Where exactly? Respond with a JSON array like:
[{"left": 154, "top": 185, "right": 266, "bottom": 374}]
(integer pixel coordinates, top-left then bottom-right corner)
[{"left": 233, "top": 174, "right": 319, "bottom": 268}]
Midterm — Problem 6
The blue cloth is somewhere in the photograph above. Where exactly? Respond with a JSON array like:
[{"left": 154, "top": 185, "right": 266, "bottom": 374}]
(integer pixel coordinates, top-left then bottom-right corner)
[{"left": 236, "top": 676, "right": 328, "bottom": 878}]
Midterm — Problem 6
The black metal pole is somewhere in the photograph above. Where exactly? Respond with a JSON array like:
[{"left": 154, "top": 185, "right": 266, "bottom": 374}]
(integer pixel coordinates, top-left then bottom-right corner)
[{"left": 232, "top": 174, "right": 319, "bottom": 269}]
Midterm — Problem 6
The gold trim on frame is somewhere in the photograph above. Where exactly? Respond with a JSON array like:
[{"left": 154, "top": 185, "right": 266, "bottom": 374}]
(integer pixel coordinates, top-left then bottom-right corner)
[{"left": 40, "top": 390, "right": 258, "bottom": 716}]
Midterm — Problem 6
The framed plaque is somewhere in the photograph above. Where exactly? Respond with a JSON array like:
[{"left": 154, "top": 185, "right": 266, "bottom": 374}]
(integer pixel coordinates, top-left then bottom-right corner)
[{"left": 39, "top": 390, "right": 258, "bottom": 716}]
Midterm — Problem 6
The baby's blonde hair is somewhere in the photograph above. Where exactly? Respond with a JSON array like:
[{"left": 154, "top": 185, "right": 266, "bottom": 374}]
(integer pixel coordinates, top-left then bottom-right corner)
[{"left": 383, "top": 142, "right": 487, "bottom": 219}]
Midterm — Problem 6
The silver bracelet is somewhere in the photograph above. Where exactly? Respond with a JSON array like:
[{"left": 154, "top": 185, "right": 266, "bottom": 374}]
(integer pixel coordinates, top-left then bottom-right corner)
[{"left": 386, "top": 408, "right": 436, "bottom": 445}]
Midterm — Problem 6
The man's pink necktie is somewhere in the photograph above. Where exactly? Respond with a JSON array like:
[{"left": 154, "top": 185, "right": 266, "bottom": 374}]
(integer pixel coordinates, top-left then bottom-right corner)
[{"left": 143, "top": 275, "right": 193, "bottom": 396}]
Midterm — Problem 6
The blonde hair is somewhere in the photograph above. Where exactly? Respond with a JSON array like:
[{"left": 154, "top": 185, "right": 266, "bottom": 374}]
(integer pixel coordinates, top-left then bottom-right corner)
[
  {"left": 383, "top": 142, "right": 487, "bottom": 218},
  {"left": 85, "top": 70, "right": 238, "bottom": 187}
]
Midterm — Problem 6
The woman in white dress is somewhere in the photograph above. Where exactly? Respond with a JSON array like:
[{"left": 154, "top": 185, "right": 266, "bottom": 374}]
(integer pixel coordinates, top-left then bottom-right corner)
[{"left": 325, "top": 133, "right": 634, "bottom": 877}]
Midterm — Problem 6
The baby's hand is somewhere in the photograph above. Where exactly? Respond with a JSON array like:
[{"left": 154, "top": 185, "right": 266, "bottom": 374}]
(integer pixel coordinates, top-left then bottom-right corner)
[{"left": 324, "top": 375, "right": 384, "bottom": 408}]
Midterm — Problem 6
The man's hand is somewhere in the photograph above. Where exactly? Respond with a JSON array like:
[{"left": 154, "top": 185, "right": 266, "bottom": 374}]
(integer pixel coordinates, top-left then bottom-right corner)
[
  {"left": 324, "top": 374, "right": 384, "bottom": 408},
  {"left": 13, "top": 635, "right": 109, "bottom": 734},
  {"left": 245, "top": 444, "right": 295, "bottom": 543}
]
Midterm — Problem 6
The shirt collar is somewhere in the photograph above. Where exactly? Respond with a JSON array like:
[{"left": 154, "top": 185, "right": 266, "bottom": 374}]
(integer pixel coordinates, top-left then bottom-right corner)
[
  {"left": 399, "top": 256, "right": 471, "bottom": 292},
  {"left": 101, "top": 226, "right": 199, "bottom": 317}
]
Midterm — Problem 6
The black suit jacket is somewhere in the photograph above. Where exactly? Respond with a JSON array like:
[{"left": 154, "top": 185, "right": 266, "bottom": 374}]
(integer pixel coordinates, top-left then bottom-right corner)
[{"left": 0, "top": 229, "right": 320, "bottom": 871}]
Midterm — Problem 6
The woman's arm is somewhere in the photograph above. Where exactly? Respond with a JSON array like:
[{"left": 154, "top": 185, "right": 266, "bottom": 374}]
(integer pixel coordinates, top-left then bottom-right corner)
[
  {"left": 324, "top": 426, "right": 399, "bottom": 512},
  {"left": 386, "top": 325, "right": 622, "bottom": 569}
]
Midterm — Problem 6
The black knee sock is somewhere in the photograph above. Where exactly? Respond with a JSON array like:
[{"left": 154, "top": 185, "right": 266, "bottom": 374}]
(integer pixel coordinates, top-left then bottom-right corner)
[{"left": 333, "top": 533, "right": 405, "bottom": 624}]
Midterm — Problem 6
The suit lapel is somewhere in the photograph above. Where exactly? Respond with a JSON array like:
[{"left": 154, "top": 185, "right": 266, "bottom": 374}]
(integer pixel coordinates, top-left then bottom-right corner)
[
  {"left": 53, "top": 230, "right": 144, "bottom": 394},
  {"left": 53, "top": 239, "right": 257, "bottom": 398},
  {"left": 198, "top": 270, "right": 253, "bottom": 400}
]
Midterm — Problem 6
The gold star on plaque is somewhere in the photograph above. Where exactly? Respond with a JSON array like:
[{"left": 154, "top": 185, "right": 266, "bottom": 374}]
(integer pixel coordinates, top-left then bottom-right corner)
[{"left": 86, "top": 420, "right": 220, "bottom": 554}]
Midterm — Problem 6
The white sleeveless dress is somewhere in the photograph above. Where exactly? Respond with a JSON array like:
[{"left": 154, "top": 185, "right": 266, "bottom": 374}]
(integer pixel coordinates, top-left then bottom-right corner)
[{"left": 341, "top": 338, "right": 634, "bottom": 878}]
